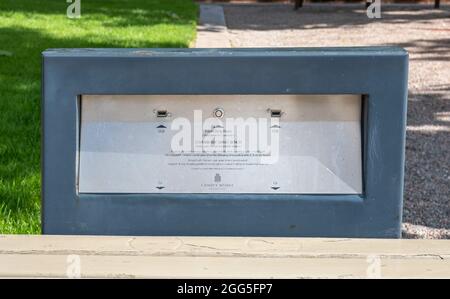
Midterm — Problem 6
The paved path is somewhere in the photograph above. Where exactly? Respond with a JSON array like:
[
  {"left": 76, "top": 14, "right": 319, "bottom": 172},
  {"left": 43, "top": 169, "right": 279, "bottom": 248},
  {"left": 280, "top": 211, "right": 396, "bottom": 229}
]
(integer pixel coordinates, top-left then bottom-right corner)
[
  {"left": 195, "top": 5, "right": 230, "bottom": 48},
  {"left": 195, "top": 4, "right": 450, "bottom": 238}
]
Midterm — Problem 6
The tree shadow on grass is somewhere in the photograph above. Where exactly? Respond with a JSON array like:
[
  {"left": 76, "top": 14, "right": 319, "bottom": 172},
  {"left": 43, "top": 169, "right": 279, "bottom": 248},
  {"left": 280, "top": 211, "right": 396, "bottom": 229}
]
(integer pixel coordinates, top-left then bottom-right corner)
[{"left": 0, "top": 0, "right": 197, "bottom": 28}]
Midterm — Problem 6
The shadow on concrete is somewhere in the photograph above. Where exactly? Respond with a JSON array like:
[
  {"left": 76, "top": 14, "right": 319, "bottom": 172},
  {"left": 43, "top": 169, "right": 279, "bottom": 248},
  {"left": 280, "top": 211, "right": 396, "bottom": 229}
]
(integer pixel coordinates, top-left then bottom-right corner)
[
  {"left": 388, "top": 38, "right": 450, "bottom": 62},
  {"left": 224, "top": 3, "right": 450, "bottom": 30}
]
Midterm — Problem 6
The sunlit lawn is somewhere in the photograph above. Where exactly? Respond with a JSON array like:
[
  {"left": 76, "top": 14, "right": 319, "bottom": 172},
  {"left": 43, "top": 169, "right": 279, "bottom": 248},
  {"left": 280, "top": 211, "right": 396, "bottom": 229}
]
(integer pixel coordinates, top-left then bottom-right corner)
[{"left": 0, "top": 0, "right": 197, "bottom": 233}]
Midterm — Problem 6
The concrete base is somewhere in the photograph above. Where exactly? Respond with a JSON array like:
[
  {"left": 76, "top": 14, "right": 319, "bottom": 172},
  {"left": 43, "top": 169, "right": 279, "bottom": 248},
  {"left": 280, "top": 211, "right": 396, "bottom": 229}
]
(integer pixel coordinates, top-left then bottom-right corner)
[{"left": 1, "top": 235, "right": 449, "bottom": 278}]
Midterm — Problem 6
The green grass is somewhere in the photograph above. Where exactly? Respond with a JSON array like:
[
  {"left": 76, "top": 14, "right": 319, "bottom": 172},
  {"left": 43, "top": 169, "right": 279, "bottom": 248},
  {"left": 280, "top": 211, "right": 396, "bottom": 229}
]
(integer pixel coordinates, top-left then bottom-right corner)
[{"left": 0, "top": 0, "right": 198, "bottom": 234}]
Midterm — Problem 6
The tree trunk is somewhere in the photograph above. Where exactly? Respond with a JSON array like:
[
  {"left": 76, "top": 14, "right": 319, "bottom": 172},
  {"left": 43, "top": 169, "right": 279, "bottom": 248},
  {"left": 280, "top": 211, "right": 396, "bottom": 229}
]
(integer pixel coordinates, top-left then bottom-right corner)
[
  {"left": 435, "top": 0, "right": 440, "bottom": 9},
  {"left": 294, "top": 0, "right": 303, "bottom": 10}
]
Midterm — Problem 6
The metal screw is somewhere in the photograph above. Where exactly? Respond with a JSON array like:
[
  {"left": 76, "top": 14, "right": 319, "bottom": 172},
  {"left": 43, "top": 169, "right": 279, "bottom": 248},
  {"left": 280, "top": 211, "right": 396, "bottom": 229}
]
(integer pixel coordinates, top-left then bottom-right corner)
[{"left": 213, "top": 108, "right": 224, "bottom": 118}]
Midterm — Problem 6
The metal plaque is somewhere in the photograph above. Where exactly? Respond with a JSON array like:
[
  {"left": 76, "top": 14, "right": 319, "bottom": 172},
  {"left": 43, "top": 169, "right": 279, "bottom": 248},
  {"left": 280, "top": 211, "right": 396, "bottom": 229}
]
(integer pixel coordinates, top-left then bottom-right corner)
[{"left": 79, "top": 94, "right": 362, "bottom": 194}]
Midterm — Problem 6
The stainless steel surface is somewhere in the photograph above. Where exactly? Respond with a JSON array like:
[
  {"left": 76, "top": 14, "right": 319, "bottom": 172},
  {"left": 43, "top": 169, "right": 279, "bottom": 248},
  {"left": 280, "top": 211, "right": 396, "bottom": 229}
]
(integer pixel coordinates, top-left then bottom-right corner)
[{"left": 79, "top": 95, "right": 362, "bottom": 194}]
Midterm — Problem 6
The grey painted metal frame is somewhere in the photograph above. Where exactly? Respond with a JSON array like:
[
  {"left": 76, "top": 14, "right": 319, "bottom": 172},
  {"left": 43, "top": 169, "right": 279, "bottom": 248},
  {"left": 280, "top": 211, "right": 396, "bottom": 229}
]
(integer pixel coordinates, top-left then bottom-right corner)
[{"left": 42, "top": 48, "right": 408, "bottom": 238}]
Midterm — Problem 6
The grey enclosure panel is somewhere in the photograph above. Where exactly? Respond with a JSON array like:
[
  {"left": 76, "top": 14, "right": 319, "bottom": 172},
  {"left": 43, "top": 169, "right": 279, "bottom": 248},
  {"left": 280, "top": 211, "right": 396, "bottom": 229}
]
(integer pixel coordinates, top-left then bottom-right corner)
[{"left": 42, "top": 48, "right": 408, "bottom": 237}]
